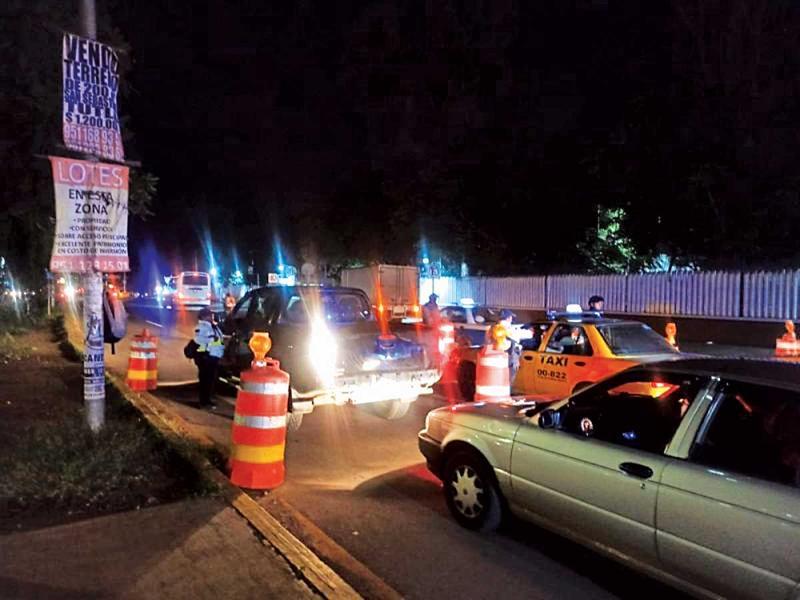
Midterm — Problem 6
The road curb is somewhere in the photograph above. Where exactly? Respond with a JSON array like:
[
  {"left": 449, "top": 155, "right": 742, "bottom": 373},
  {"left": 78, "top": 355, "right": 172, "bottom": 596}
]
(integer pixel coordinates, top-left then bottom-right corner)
[{"left": 64, "top": 315, "right": 365, "bottom": 600}]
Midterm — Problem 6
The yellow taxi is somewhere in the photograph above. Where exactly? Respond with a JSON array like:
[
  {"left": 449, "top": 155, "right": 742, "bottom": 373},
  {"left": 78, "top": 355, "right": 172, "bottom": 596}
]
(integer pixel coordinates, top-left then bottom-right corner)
[{"left": 513, "top": 311, "right": 680, "bottom": 399}]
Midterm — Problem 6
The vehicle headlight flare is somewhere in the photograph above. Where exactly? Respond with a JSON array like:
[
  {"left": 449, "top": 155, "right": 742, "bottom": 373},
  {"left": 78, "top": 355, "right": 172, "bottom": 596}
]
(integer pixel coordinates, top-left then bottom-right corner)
[{"left": 309, "top": 319, "right": 337, "bottom": 386}]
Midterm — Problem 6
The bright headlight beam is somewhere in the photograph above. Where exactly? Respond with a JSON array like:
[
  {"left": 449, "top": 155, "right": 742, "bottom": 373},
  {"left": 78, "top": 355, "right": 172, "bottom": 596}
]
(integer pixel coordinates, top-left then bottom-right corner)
[{"left": 309, "top": 319, "right": 338, "bottom": 386}]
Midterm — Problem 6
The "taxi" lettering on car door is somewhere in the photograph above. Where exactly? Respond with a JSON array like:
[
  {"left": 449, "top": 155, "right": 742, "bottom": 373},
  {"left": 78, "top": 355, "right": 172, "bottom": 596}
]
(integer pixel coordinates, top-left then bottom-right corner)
[
  {"left": 536, "top": 354, "right": 569, "bottom": 383},
  {"left": 540, "top": 355, "right": 568, "bottom": 367}
]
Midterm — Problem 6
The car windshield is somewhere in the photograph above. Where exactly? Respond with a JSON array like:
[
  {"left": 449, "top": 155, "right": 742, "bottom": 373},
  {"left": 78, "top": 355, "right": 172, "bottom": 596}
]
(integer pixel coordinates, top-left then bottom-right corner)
[
  {"left": 596, "top": 323, "right": 678, "bottom": 355},
  {"left": 181, "top": 274, "right": 208, "bottom": 286},
  {"left": 474, "top": 306, "right": 501, "bottom": 323},
  {"left": 283, "top": 291, "right": 372, "bottom": 324}
]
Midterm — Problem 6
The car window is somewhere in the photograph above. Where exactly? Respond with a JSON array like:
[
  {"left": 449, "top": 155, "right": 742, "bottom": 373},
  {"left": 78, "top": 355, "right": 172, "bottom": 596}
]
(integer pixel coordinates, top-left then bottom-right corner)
[
  {"left": 474, "top": 306, "right": 500, "bottom": 323},
  {"left": 692, "top": 382, "right": 800, "bottom": 488},
  {"left": 181, "top": 274, "right": 209, "bottom": 286},
  {"left": 546, "top": 324, "right": 592, "bottom": 356},
  {"left": 561, "top": 373, "right": 705, "bottom": 454},
  {"left": 253, "top": 291, "right": 279, "bottom": 326},
  {"left": 231, "top": 295, "right": 252, "bottom": 320},
  {"left": 280, "top": 291, "right": 372, "bottom": 324},
  {"left": 441, "top": 306, "right": 467, "bottom": 323},
  {"left": 596, "top": 323, "right": 677, "bottom": 355}
]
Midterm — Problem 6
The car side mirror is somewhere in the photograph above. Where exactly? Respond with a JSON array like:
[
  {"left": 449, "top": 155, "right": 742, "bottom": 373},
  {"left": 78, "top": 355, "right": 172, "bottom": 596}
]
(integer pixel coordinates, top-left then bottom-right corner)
[
  {"left": 539, "top": 408, "right": 558, "bottom": 429},
  {"left": 475, "top": 315, "right": 485, "bottom": 323}
]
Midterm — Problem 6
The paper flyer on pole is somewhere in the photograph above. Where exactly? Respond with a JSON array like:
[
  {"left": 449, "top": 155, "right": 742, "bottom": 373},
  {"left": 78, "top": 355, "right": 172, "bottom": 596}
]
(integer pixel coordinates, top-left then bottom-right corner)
[
  {"left": 62, "top": 33, "right": 125, "bottom": 162},
  {"left": 49, "top": 156, "right": 130, "bottom": 273}
]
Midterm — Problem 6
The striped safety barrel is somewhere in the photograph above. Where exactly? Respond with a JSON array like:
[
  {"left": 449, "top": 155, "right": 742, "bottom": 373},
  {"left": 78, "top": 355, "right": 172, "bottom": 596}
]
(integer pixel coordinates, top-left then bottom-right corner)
[
  {"left": 229, "top": 358, "right": 290, "bottom": 489},
  {"left": 775, "top": 338, "right": 800, "bottom": 358},
  {"left": 126, "top": 329, "right": 158, "bottom": 391},
  {"left": 474, "top": 346, "right": 511, "bottom": 402}
]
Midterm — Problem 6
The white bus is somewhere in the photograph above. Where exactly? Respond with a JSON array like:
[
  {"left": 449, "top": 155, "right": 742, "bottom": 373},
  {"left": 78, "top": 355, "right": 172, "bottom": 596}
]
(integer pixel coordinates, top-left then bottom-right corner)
[{"left": 176, "top": 271, "right": 212, "bottom": 307}]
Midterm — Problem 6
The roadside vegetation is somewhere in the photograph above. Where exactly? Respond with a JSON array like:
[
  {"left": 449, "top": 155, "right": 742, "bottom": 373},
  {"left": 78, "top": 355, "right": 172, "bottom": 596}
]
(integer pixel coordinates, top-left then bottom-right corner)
[{"left": 0, "top": 314, "right": 215, "bottom": 532}]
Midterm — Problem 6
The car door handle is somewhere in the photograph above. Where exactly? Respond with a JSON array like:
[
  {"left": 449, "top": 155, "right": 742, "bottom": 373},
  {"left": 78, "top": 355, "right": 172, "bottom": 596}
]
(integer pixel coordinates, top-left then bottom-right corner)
[
  {"left": 619, "top": 462, "right": 653, "bottom": 479},
  {"left": 523, "top": 355, "right": 533, "bottom": 361},
  {"left": 574, "top": 361, "right": 586, "bottom": 367}
]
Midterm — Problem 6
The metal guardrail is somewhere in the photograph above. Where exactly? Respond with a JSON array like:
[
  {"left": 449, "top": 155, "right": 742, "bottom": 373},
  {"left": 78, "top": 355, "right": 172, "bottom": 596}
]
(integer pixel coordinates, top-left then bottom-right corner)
[{"left": 421, "top": 269, "right": 800, "bottom": 321}]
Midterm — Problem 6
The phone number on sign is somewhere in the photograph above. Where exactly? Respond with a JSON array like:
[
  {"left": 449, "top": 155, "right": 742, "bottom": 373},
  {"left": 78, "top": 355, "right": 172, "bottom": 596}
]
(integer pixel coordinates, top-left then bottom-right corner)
[{"left": 51, "top": 258, "right": 129, "bottom": 272}]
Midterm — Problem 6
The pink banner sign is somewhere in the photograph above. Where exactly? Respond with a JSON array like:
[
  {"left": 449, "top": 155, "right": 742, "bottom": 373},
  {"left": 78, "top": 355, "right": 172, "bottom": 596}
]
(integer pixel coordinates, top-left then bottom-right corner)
[{"left": 49, "top": 156, "right": 130, "bottom": 273}]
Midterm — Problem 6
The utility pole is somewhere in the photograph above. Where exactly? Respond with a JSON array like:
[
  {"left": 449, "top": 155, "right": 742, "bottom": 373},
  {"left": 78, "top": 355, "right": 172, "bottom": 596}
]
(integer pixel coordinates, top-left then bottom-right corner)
[{"left": 79, "top": 0, "right": 105, "bottom": 432}]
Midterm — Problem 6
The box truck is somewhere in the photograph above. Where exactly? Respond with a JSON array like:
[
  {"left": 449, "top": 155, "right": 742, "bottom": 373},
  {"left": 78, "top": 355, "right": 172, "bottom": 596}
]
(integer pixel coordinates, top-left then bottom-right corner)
[{"left": 340, "top": 264, "right": 421, "bottom": 321}]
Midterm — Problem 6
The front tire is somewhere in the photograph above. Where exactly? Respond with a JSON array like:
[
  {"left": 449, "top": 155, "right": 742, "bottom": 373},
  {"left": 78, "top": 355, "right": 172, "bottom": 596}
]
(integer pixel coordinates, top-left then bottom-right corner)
[
  {"left": 369, "top": 397, "right": 414, "bottom": 420},
  {"left": 442, "top": 450, "right": 504, "bottom": 531}
]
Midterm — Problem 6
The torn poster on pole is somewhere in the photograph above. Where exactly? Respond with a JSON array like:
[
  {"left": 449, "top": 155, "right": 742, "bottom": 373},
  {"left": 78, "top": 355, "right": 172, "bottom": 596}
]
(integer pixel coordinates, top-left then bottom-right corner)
[
  {"left": 62, "top": 33, "right": 125, "bottom": 162},
  {"left": 49, "top": 156, "right": 130, "bottom": 273}
]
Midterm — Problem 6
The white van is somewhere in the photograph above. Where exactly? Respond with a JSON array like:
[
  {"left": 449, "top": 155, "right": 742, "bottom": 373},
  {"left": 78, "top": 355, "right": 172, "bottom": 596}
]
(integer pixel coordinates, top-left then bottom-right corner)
[{"left": 176, "top": 271, "right": 211, "bottom": 307}]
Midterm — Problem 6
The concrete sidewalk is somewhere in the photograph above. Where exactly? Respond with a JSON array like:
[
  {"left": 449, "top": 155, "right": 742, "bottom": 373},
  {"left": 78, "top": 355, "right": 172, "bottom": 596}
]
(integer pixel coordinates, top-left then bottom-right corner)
[{"left": 0, "top": 496, "right": 315, "bottom": 600}]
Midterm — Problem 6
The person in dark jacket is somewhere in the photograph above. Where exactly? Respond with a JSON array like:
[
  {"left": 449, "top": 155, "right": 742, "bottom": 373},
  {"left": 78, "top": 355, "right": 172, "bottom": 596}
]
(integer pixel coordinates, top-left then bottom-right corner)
[{"left": 588, "top": 295, "right": 605, "bottom": 314}]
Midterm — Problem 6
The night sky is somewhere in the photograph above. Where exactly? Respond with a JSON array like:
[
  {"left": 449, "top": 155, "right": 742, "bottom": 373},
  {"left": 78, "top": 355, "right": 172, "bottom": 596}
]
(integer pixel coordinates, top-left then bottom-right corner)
[
  {"left": 114, "top": 1, "right": 650, "bottom": 273},
  {"left": 4, "top": 0, "right": 800, "bottom": 284}
]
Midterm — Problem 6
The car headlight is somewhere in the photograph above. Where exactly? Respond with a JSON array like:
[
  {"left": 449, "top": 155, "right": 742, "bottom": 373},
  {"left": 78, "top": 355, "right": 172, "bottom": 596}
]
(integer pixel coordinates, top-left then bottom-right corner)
[{"left": 309, "top": 319, "right": 337, "bottom": 385}]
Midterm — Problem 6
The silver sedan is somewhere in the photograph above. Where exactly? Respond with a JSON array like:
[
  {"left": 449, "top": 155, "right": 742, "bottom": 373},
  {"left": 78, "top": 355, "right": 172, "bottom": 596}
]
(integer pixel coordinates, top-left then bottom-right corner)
[{"left": 419, "top": 358, "right": 800, "bottom": 600}]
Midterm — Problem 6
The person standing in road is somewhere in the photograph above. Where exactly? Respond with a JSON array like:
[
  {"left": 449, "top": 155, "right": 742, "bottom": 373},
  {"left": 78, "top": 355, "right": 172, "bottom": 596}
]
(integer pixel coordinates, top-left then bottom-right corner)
[
  {"left": 665, "top": 321, "right": 680, "bottom": 350},
  {"left": 422, "top": 293, "right": 441, "bottom": 327},
  {"left": 224, "top": 291, "right": 236, "bottom": 314},
  {"left": 194, "top": 308, "right": 224, "bottom": 408},
  {"left": 588, "top": 295, "right": 605, "bottom": 314}
]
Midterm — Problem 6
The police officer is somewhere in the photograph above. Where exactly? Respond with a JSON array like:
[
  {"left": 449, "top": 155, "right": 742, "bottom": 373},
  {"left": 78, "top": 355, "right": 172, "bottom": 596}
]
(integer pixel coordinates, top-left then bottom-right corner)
[{"left": 194, "top": 308, "right": 225, "bottom": 408}]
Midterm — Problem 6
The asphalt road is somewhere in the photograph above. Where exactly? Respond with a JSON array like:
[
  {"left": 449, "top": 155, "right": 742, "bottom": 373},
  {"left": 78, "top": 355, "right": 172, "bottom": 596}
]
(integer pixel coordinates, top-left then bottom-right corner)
[
  {"left": 106, "top": 298, "right": 220, "bottom": 384},
  {"left": 112, "top": 301, "right": 688, "bottom": 599}
]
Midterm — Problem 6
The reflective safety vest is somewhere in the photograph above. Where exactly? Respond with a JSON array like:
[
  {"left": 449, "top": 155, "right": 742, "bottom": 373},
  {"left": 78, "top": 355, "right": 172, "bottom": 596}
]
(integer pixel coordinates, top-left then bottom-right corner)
[{"left": 195, "top": 321, "right": 225, "bottom": 358}]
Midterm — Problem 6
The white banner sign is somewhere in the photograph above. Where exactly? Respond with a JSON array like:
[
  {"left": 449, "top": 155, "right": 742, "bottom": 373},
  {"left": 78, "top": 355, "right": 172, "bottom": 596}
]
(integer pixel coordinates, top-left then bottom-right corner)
[
  {"left": 49, "top": 156, "right": 130, "bottom": 273},
  {"left": 62, "top": 33, "right": 125, "bottom": 162}
]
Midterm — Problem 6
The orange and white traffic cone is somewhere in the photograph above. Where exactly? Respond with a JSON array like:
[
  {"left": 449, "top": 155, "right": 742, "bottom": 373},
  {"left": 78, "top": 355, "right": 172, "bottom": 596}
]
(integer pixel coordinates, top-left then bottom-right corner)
[
  {"left": 126, "top": 328, "right": 158, "bottom": 391},
  {"left": 474, "top": 346, "right": 511, "bottom": 402},
  {"left": 776, "top": 320, "right": 800, "bottom": 358},
  {"left": 229, "top": 332, "right": 291, "bottom": 490}
]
